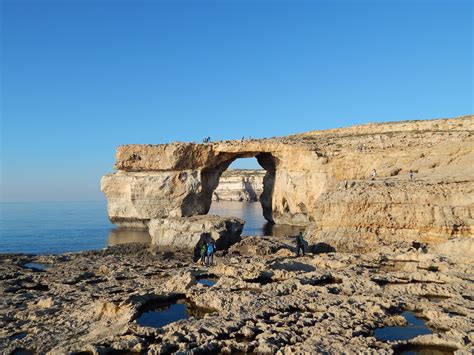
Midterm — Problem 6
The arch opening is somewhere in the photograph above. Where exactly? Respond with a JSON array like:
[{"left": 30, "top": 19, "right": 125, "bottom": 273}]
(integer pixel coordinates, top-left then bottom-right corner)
[
  {"left": 207, "top": 155, "right": 273, "bottom": 236},
  {"left": 203, "top": 153, "right": 305, "bottom": 237}
]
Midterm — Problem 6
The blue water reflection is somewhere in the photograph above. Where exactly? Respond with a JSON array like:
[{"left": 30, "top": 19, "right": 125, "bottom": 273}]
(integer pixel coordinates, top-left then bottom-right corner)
[
  {"left": 0, "top": 201, "right": 304, "bottom": 254},
  {"left": 374, "top": 311, "right": 432, "bottom": 342},
  {"left": 208, "top": 201, "right": 305, "bottom": 237}
]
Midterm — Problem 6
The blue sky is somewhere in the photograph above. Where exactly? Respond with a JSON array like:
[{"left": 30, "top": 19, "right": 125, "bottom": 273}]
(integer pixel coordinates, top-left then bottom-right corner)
[{"left": 1, "top": 0, "right": 472, "bottom": 202}]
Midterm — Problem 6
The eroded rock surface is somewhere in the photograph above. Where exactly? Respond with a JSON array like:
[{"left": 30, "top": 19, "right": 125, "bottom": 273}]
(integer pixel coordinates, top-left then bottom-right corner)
[
  {"left": 101, "top": 115, "right": 474, "bottom": 246},
  {"left": 148, "top": 215, "right": 244, "bottom": 250},
  {"left": 1, "top": 239, "right": 472, "bottom": 354}
]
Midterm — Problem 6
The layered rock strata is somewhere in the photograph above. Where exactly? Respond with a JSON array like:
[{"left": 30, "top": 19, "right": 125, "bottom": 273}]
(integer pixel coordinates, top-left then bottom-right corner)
[
  {"left": 101, "top": 115, "right": 474, "bottom": 246},
  {"left": 212, "top": 169, "right": 264, "bottom": 201}
]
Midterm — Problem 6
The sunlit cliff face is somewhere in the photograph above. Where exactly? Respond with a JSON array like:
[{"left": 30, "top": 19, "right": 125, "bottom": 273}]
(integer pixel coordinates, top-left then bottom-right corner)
[{"left": 102, "top": 115, "right": 474, "bottom": 245}]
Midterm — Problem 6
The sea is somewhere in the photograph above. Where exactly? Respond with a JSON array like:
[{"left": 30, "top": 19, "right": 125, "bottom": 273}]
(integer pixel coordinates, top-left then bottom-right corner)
[{"left": 0, "top": 201, "right": 304, "bottom": 255}]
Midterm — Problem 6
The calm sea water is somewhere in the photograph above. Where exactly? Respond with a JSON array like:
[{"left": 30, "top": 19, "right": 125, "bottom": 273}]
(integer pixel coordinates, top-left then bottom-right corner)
[
  {"left": 0, "top": 201, "right": 303, "bottom": 254},
  {"left": 0, "top": 201, "right": 113, "bottom": 254},
  {"left": 209, "top": 201, "right": 305, "bottom": 237}
]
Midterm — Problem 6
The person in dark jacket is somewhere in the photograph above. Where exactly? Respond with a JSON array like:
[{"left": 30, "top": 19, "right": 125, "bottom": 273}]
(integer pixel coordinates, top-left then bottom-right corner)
[
  {"left": 295, "top": 231, "right": 305, "bottom": 256},
  {"left": 196, "top": 232, "right": 212, "bottom": 265}
]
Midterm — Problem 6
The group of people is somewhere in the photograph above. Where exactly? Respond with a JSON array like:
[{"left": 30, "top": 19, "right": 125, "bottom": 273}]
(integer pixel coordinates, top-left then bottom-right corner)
[
  {"left": 197, "top": 235, "right": 216, "bottom": 266},
  {"left": 202, "top": 136, "right": 211, "bottom": 143},
  {"left": 240, "top": 136, "right": 254, "bottom": 141},
  {"left": 195, "top": 230, "right": 306, "bottom": 266}
]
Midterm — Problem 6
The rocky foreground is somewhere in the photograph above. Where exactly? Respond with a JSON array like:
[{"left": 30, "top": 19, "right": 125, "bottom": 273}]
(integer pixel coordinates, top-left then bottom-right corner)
[{"left": 1, "top": 238, "right": 473, "bottom": 354}]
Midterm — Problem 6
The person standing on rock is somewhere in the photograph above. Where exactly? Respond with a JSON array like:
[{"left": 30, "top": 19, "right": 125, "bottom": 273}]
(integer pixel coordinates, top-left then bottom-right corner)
[
  {"left": 206, "top": 240, "right": 216, "bottom": 266},
  {"left": 371, "top": 169, "right": 377, "bottom": 180},
  {"left": 200, "top": 242, "right": 207, "bottom": 265},
  {"left": 296, "top": 231, "right": 305, "bottom": 256}
]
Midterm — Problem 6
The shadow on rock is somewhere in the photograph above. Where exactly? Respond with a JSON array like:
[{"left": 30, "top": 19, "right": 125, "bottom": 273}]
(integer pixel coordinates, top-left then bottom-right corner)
[{"left": 311, "top": 242, "right": 336, "bottom": 254}]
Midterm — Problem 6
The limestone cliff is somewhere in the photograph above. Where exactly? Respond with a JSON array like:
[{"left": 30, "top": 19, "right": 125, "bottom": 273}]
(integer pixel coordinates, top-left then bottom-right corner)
[
  {"left": 212, "top": 169, "right": 265, "bottom": 202},
  {"left": 101, "top": 115, "right": 474, "bottom": 246}
]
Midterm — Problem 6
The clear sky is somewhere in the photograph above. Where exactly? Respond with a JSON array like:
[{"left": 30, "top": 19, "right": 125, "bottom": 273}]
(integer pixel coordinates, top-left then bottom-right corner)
[{"left": 1, "top": 0, "right": 472, "bottom": 202}]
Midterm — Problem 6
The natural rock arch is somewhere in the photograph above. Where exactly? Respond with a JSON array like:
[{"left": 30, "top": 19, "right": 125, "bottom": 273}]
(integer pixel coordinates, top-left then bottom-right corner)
[
  {"left": 101, "top": 141, "right": 309, "bottom": 228},
  {"left": 101, "top": 115, "right": 474, "bottom": 248}
]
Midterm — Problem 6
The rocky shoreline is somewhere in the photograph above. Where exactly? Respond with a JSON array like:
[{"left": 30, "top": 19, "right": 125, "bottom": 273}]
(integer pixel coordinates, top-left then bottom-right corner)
[{"left": 1, "top": 237, "right": 472, "bottom": 354}]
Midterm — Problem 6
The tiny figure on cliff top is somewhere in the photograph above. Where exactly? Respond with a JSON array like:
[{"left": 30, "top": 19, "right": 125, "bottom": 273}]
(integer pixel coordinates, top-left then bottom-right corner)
[
  {"left": 409, "top": 241, "right": 427, "bottom": 253},
  {"left": 409, "top": 170, "right": 414, "bottom": 181},
  {"left": 371, "top": 169, "right": 377, "bottom": 180},
  {"left": 296, "top": 231, "right": 305, "bottom": 257}
]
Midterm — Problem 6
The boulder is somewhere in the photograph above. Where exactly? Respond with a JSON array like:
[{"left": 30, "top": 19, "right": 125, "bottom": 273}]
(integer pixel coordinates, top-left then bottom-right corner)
[
  {"left": 228, "top": 236, "right": 293, "bottom": 256},
  {"left": 148, "top": 215, "right": 244, "bottom": 251}
]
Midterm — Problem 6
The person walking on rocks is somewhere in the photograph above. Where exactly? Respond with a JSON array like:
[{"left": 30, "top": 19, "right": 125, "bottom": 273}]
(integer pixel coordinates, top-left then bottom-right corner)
[
  {"left": 296, "top": 231, "right": 305, "bottom": 257},
  {"left": 200, "top": 242, "right": 207, "bottom": 265},
  {"left": 206, "top": 240, "right": 216, "bottom": 266},
  {"left": 409, "top": 169, "right": 414, "bottom": 181}
]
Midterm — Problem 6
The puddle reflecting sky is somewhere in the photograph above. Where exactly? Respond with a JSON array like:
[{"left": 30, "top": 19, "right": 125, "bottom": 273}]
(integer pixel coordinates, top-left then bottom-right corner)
[
  {"left": 197, "top": 278, "right": 218, "bottom": 287},
  {"left": 137, "top": 298, "right": 213, "bottom": 328},
  {"left": 137, "top": 301, "right": 189, "bottom": 328},
  {"left": 375, "top": 311, "right": 432, "bottom": 342},
  {"left": 23, "top": 262, "right": 50, "bottom": 271}
]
